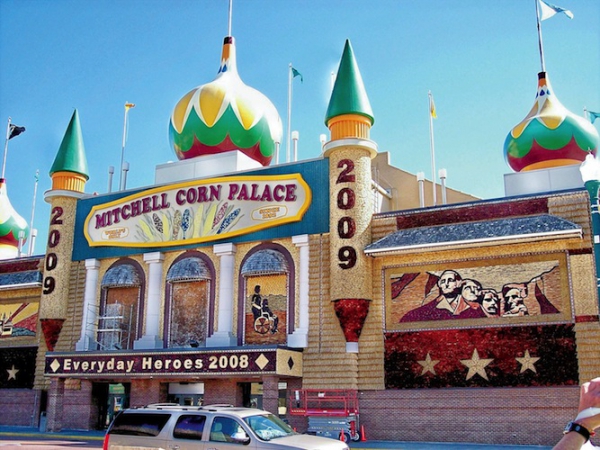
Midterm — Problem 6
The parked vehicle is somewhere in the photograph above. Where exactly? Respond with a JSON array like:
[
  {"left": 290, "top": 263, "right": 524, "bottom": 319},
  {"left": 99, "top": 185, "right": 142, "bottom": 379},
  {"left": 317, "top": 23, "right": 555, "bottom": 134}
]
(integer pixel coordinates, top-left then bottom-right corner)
[{"left": 103, "top": 403, "right": 350, "bottom": 450}]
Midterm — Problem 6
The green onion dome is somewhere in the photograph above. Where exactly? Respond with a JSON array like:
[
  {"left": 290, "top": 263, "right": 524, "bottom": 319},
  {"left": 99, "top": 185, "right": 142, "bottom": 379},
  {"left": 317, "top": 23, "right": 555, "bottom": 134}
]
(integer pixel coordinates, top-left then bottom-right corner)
[
  {"left": 0, "top": 179, "right": 29, "bottom": 259},
  {"left": 504, "top": 72, "right": 598, "bottom": 172},
  {"left": 169, "top": 36, "right": 282, "bottom": 166}
]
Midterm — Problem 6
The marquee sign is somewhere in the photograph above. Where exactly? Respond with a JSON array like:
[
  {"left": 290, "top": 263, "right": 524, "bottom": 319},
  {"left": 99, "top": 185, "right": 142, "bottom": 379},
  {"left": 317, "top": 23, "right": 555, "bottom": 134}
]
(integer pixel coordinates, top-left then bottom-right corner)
[
  {"left": 45, "top": 347, "right": 302, "bottom": 378},
  {"left": 84, "top": 174, "right": 312, "bottom": 247}
]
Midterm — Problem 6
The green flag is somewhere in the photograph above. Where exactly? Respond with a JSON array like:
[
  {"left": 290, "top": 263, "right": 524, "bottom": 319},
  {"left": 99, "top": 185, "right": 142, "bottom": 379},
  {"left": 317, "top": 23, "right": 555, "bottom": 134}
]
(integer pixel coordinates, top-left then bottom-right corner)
[{"left": 291, "top": 67, "right": 303, "bottom": 83}]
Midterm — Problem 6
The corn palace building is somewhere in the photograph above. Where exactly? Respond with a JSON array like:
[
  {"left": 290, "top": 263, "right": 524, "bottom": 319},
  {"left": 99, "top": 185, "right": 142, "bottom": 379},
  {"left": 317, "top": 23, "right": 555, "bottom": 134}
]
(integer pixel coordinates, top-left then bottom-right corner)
[{"left": 0, "top": 31, "right": 599, "bottom": 447}]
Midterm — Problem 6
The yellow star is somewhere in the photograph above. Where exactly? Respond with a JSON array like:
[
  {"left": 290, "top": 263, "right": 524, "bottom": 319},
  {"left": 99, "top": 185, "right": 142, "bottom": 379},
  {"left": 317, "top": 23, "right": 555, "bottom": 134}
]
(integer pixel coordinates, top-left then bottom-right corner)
[
  {"left": 516, "top": 350, "right": 540, "bottom": 373},
  {"left": 7, "top": 365, "right": 19, "bottom": 381},
  {"left": 417, "top": 353, "right": 439, "bottom": 375},
  {"left": 460, "top": 349, "right": 493, "bottom": 381}
]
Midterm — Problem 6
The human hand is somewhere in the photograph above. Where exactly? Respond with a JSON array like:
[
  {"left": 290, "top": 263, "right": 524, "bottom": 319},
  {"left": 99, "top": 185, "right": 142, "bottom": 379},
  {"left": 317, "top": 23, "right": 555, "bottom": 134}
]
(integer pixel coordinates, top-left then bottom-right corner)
[{"left": 577, "top": 377, "right": 600, "bottom": 433}]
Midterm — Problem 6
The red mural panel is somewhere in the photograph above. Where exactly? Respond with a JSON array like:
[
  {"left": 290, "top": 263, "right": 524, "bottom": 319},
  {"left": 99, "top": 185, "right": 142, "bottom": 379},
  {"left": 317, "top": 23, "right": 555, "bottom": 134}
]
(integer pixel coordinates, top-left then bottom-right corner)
[{"left": 384, "top": 324, "right": 578, "bottom": 389}]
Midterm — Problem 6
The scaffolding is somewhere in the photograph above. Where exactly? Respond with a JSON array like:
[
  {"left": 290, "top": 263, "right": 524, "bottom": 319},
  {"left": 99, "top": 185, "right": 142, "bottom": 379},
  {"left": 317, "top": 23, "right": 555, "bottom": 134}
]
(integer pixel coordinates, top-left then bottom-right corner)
[{"left": 97, "top": 302, "right": 133, "bottom": 350}]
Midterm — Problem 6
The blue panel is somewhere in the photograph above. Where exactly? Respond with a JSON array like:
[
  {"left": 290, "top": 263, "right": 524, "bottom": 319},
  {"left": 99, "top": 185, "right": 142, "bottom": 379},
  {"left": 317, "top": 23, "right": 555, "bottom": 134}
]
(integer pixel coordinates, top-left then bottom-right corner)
[{"left": 72, "top": 158, "right": 330, "bottom": 261}]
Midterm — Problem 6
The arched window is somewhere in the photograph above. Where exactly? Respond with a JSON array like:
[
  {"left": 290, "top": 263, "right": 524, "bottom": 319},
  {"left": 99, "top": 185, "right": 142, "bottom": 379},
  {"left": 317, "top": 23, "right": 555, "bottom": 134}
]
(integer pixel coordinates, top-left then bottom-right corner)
[
  {"left": 238, "top": 244, "right": 295, "bottom": 345},
  {"left": 165, "top": 252, "right": 215, "bottom": 348},
  {"left": 98, "top": 259, "right": 145, "bottom": 350}
]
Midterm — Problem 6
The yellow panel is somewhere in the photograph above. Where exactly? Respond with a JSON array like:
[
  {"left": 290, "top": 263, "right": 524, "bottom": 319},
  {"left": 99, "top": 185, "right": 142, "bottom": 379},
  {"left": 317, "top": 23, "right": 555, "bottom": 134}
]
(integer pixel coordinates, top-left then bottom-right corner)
[{"left": 199, "top": 85, "right": 226, "bottom": 127}]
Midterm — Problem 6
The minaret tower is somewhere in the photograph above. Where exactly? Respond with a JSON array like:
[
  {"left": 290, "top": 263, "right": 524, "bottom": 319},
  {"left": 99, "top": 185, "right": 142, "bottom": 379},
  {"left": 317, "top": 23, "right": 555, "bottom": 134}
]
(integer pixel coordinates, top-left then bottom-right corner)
[
  {"left": 323, "top": 40, "right": 376, "bottom": 353},
  {"left": 39, "top": 110, "right": 89, "bottom": 352}
]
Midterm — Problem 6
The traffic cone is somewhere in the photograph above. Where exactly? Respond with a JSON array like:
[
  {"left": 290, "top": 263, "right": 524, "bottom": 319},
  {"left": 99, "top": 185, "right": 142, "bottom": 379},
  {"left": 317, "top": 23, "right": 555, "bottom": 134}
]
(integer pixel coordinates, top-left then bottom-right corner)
[
  {"left": 339, "top": 430, "right": 345, "bottom": 441},
  {"left": 360, "top": 425, "right": 367, "bottom": 441}
]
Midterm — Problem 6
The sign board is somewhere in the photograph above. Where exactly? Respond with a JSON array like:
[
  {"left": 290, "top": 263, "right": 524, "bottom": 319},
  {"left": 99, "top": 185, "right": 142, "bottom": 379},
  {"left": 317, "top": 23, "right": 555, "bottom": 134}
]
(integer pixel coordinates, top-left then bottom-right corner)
[
  {"left": 84, "top": 174, "right": 311, "bottom": 248},
  {"left": 46, "top": 347, "right": 302, "bottom": 378}
]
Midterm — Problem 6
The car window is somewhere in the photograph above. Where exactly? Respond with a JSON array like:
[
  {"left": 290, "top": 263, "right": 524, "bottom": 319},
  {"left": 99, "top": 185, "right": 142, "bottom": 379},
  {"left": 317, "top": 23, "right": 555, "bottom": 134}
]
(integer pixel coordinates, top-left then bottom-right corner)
[
  {"left": 210, "top": 416, "right": 248, "bottom": 444},
  {"left": 173, "top": 414, "right": 206, "bottom": 440},
  {"left": 109, "top": 413, "right": 171, "bottom": 437},
  {"left": 244, "top": 413, "right": 294, "bottom": 441}
]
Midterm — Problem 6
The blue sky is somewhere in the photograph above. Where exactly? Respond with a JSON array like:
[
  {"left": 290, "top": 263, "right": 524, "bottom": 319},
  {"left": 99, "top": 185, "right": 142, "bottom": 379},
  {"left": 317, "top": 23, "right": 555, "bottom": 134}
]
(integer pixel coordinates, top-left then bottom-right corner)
[{"left": 1, "top": 0, "right": 598, "bottom": 255}]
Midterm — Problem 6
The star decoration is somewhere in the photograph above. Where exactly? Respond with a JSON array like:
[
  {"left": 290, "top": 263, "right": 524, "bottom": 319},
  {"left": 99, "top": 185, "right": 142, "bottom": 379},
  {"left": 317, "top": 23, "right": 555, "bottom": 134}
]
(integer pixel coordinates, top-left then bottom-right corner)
[
  {"left": 417, "top": 353, "right": 439, "bottom": 375},
  {"left": 460, "top": 349, "right": 493, "bottom": 381},
  {"left": 7, "top": 365, "right": 19, "bottom": 381},
  {"left": 516, "top": 350, "right": 540, "bottom": 374}
]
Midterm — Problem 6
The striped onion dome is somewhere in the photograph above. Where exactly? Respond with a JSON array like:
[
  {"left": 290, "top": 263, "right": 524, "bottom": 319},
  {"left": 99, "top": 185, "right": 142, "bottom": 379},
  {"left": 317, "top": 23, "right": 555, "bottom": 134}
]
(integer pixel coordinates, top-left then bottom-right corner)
[
  {"left": 0, "top": 179, "right": 29, "bottom": 259},
  {"left": 504, "top": 72, "right": 599, "bottom": 172},
  {"left": 169, "top": 36, "right": 282, "bottom": 166}
]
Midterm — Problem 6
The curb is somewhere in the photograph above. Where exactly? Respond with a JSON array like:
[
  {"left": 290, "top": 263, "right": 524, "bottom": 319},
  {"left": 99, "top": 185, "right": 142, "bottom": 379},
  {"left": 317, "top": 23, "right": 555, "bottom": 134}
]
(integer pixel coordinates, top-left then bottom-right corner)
[{"left": 0, "top": 430, "right": 105, "bottom": 441}]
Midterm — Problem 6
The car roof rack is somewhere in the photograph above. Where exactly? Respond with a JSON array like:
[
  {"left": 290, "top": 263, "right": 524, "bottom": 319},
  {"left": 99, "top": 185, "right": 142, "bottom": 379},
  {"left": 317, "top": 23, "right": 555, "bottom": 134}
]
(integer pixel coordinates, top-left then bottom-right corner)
[
  {"left": 143, "top": 403, "right": 180, "bottom": 408},
  {"left": 139, "top": 403, "right": 235, "bottom": 411}
]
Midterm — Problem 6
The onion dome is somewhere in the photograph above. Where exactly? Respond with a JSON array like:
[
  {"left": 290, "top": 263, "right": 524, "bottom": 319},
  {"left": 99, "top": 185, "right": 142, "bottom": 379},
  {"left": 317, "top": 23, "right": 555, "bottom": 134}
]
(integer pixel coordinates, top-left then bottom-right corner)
[
  {"left": 169, "top": 36, "right": 282, "bottom": 166},
  {"left": 504, "top": 72, "right": 599, "bottom": 172},
  {"left": 0, "top": 179, "right": 29, "bottom": 259}
]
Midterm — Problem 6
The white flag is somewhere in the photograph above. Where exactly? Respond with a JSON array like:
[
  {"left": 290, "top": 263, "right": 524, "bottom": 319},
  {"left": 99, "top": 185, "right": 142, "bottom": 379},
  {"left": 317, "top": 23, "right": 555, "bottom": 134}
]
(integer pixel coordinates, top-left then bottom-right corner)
[{"left": 539, "top": 0, "right": 574, "bottom": 20}]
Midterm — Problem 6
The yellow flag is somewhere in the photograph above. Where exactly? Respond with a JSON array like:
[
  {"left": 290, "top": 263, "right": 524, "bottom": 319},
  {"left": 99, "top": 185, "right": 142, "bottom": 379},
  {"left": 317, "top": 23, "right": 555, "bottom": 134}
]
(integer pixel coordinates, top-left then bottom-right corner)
[{"left": 429, "top": 94, "right": 437, "bottom": 119}]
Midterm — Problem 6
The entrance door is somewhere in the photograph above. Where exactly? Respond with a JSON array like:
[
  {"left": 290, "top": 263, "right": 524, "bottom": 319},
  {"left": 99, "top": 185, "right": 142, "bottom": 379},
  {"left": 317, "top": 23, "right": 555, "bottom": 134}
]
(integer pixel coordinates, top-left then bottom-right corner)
[
  {"left": 93, "top": 382, "right": 130, "bottom": 429},
  {"left": 239, "top": 382, "right": 263, "bottom": 409}
]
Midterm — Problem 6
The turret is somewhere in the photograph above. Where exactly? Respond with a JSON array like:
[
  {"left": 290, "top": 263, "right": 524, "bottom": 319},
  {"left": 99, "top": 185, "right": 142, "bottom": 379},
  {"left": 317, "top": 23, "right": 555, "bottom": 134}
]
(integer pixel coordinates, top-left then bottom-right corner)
[
  {"left": 323, "top": 40, "right": 376, "bottom": 354},
  {"left": 39, "top": 109, "right": 89, "bottom": 352}
]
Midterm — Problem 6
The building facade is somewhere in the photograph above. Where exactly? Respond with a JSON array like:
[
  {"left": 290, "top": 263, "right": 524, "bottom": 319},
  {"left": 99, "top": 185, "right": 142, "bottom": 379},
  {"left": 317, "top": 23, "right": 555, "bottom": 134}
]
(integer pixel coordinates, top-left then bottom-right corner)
[{"left": 0, "top": 35, "right": 598, "bottom": 448}]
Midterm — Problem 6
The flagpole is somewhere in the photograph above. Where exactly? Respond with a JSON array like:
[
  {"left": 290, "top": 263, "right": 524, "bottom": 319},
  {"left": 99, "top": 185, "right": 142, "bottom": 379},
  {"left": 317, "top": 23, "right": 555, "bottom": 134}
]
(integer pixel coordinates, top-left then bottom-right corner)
[
  {"left": 428, "top": 91, "right": 437, "bottom": 206},
  {"left": 227, "top": 0, "right": 232, "bottom": 36},
  {"left": 2, "top": 117, "right": 11, "bottom": 180},
  {"left": 286, "top": 63, "right": 293, "bottom": 163},
  {"left": 28, "top": 170, "right": 39, "bottom": 256},
  {"left": 119, "top": 103, "right": 134, "bottom": 191},
  {"left": 535, "top": 0, "right": 547, "bottom": 72}
]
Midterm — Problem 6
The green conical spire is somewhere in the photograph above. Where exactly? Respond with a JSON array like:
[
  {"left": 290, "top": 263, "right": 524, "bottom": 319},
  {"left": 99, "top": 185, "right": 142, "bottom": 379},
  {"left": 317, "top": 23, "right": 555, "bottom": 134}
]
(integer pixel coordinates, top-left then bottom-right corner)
[
  {"left": 325, "top": 39, "right": 374, "bottom": 126},
  {"left": 49, "top": 109, "right": 89, "bottom": 179}
]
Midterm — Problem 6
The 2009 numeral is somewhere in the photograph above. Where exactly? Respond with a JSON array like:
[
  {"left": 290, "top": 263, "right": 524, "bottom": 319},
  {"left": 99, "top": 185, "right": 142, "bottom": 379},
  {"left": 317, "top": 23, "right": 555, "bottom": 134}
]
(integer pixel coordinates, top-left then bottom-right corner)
[
  {"left": 48, "top": 229, "right": 61, "bottom": 248},
  {"left": 336, "top": 159, "right": 357, "bottom": 269},
  {"left": 43, "top": 206, "right": 64, "bottom": 296},
  {"left": 337, "top": 217, "right": 356, "bottom": 239},
  {"left": 50, "top": 206, "right": 64, "bottom": 225},
  {"left": 43, "top": 277, "right": 56, "bottom": 295},
  {"left": 336, "top": 159, "right": 355, "bottom": 183},
  {"left": 337, "top": 188, "right": 355, "bottom": 210},
  {"left": 338, "top": 247, "right": 357, "bottom": 269}
]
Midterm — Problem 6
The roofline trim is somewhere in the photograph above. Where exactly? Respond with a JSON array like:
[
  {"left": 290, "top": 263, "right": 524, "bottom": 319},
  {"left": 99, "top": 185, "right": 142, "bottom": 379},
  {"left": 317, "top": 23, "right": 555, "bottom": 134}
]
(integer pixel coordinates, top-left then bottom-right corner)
[
  {"left": 0, "top": 281, "right": 42, "bottom": 291},
  {"left": 364, "top": 228, "right": 582, "bottom": 255}
]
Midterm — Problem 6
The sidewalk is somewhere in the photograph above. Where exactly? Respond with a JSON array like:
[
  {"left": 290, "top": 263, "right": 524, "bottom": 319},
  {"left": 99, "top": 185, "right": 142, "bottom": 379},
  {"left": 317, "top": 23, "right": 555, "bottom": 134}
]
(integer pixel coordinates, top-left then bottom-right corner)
[
  {"left": 349, "top": 441, "right": 551, "bottom": 449},
  {"left": 0, "top": 426, "right": 552, "bottom": 449}
]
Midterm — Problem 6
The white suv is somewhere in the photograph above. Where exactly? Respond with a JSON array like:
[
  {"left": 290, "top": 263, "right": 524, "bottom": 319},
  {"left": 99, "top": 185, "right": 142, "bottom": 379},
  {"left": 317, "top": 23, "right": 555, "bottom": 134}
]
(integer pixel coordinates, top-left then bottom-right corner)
[{"left": 103, "top": 403, "right": 350, "bottom": 450}]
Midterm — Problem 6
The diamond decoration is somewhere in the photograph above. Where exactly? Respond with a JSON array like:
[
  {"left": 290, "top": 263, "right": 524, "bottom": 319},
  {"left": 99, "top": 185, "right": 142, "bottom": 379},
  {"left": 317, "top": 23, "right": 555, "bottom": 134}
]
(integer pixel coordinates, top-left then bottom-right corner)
[
  {"left": 50, "top": 359, "right": 61, "bottom": 373},
  {"left": 288, "top": 356, "right": 295, "bottom": 370},
  {"left": 255, "top": 353, "right": 269, "bottom": 370}
]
